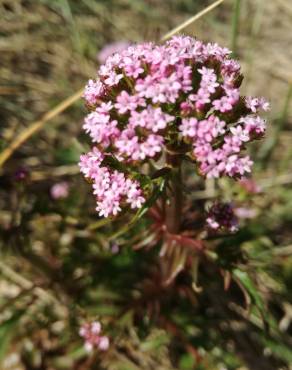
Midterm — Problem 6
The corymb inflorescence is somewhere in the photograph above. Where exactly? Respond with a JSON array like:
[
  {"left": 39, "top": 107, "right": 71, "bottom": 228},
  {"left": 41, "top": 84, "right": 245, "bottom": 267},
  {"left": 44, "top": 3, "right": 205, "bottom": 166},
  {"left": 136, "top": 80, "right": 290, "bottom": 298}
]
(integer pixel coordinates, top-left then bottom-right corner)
[{"left": 79, "top": 35, "right": 269, "bottom": 217}]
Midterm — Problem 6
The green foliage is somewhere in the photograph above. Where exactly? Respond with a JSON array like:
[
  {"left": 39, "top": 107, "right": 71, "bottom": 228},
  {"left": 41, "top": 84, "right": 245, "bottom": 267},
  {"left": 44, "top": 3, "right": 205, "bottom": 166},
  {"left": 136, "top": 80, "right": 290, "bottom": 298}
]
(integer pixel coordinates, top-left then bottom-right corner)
[{"left": 0, "top": 310, "right": 24, "bottom": 362}]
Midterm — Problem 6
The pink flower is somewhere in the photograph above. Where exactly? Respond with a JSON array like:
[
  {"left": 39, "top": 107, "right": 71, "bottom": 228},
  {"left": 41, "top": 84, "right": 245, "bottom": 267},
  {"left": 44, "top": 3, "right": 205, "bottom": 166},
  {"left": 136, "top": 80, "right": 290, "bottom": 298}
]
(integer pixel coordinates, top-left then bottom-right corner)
[
  {"left": 83, "top": 79, "right": 104, "bottom": 105},
  {"left": 223, "top": 136, "right": 242, "bottom": 154},
  {"left": 79, "top": 147, "right": 104, "bottom": 178},
  {"left": 104, "top": 71, "right": 123, "bottom": 86},
  {"left": 140, "top": 134, "right": 164, "bottom": 158},
  {"left": 240, "top": 116, "right": 266, "bottom": 137},
  {"left": 225, "top": 87, "right": 240, "bottom": 104},
  {"left": 198, "top": 67, "right": 219, "bottom": 93},
  {"left": 230, "top": 126, "right": 249, "bottom": 142},
  {"left": 213, "top": 96, "right": 233, "bottom": 112},
  {"left": 91, "top": 168, "right": 145, "bottom": 217},
  {"left": 79, "top": 321, "right": 109, "bottom": 352},
  {"left": 115, "top": 91, "right": 145, "bottom": 114},
  {"left": 225, "top": 155, "right": 253, "bottom": 177},
  {"left": 180, "top": 101, "right": 193, "bottom": 115},
  {"left": 193, "top": 143, "right": 213, "bottom": 162},
  {"left": 79, "top": 148, "right": 145, "bottom": 216},
  {"left": 129, "top": 106, "right": 173, "bottom": 133},
  {"left": 50, "top": 182, "right": 69, "bottom": 199},
  {"left": 179, "top": 118, "right": 198, "bottom": 138},
  {"left": 121, "top": 57, "right": 144, "bottom": 78},
  {"left": 98, "top": 336, "right": 110, "bottom": 351},
  {"left": 258, "top": 97, "right": 270, "bottom": 111},
  {"left": 221, "top": 59, "right": 241, "bottom": 75},
  {"left": 83, "top": 112, "right": 120, "bottom": 147},
  {"left": 245, "top": 96, "right": 270, "bottom": 113},
  {"left": 204, "top": 42, "right": 231, "bottom": 61}
]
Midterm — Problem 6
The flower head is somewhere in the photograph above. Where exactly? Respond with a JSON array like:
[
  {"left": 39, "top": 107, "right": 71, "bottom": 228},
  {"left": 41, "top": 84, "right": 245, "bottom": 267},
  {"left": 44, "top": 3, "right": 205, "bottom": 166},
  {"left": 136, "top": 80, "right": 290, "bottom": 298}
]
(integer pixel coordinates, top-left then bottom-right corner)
[
  {"left": 80, "top": 35, "right": 268, "bottom": 217},
  {"left": 79, "top": 321, "right": 109, "bottom": 352},
  {"left": 207, "top": 202, "right": 238, "bottom": 232}
]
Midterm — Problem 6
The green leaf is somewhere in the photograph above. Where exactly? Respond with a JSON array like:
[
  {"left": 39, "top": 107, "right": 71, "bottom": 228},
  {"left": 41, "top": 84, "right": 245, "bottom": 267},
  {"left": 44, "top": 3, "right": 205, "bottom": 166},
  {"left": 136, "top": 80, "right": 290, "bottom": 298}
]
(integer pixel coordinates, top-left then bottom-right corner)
[
  {"left": 0, "top": 310, "right": 25, "bottom": 362},
  {"left": 232, "top": 269, "right": 265, "bottom": 316},
  {"left": 55, "top": 143, "right": 82, "bottom": 164},
  {"left": 140, "top": 332, "right": 169, "bottom": 351},
  {"left": 108, "top": 178, "right": 166, "bottom": 241},
  {"left": 130, "top": 178, "right": 166, "bottom": 224},
  {"left": 179, "top": 353, "right": 195, "bottom": 370},
  {"left": 261, "top": 337, "right": 292, "bottom": 364},
  {"left": 103, "top": 155, "right": 129, "bottom": 173}
]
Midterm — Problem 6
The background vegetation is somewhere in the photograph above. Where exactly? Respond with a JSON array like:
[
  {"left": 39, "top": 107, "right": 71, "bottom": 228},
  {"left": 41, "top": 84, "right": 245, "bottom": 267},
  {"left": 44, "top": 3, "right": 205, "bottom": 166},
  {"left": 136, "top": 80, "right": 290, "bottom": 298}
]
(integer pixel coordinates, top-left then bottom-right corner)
[{"left": 0, "top": 0, "right": 291, "bottom": 369}]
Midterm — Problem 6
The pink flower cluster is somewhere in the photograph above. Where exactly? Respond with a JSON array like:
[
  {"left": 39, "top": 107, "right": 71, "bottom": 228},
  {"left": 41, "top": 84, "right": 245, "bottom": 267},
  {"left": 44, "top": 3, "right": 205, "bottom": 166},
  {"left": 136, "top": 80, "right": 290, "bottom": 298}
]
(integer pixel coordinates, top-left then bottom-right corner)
[
  {"left": 80, "top": 35, "right": 269, "bottom": 217},
  {"left": 206, "top": 202, "right": 238, "bottom": 232},
  {"left": 79, "top": 321, "right": 109, "bottom": 352},
  {"left": 79, "top": 148, "right": 144, "bottom": 217}
]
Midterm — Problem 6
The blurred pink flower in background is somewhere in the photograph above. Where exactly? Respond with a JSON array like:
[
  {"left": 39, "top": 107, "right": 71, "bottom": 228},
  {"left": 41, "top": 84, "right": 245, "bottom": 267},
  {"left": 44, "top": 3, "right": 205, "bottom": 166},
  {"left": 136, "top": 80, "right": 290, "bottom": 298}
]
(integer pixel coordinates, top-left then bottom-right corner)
[
  {"left": 234, "top": 207, "right": 257, "bottom": 219},
  {"left": 79, "top": 321, "right": 109, "bottom": 352},
  {"left": 239, "top": 177, "right": 261, "bottom": 193},
  {"left": 97, "top": 41, "right": 131, "bottom": 64},
  {"left": 111, "top": 242, "right": 120, "bottom": 254},
  {"left": 50, "top": 182, "right": 69, "bottom": 199}
]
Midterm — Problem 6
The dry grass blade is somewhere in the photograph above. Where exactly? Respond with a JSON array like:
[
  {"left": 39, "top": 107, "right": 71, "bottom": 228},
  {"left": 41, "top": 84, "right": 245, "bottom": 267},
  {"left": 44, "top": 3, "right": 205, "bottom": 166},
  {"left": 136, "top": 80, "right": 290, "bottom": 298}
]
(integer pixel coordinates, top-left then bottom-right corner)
[
  {"left": 276, "top": 0, "right": 292, "bottom": 16},
  {"left": 161, "top": 0, "right": 225, "bottom": 41},
  {"left": 231, "top": 0, "right": 241, "bottom": 55},
  {"left": 0, "top": 261, "right": 61, "bottom": 306},
  {"left": 30, "top": 164, "right": 79, "bottom": 181},
  {"left": 0, "top": 88, "right": 84, "bottom": 168}
]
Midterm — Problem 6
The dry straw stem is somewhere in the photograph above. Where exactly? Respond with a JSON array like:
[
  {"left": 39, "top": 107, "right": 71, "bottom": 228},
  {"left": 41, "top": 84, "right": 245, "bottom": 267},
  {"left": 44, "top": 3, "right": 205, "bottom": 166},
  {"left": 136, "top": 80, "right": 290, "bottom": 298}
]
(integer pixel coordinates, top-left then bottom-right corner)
[
  {"left": 0, "top": 0, "right": 225, "bottom": 168},
  {"left": 30, "top": 164, "right": 80, "bottom": 181},
  {"left": 0, "top": 260, "right": 61, "bottom": 307},
  {"left": 161, "top": 0, "right": 225, "bottom": 41},
  {"left": 0, "top": 88, "right": 84, "bottom": 168},
  {"left": 231, "top": 0, "right": 241, "bottom": 55}
]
